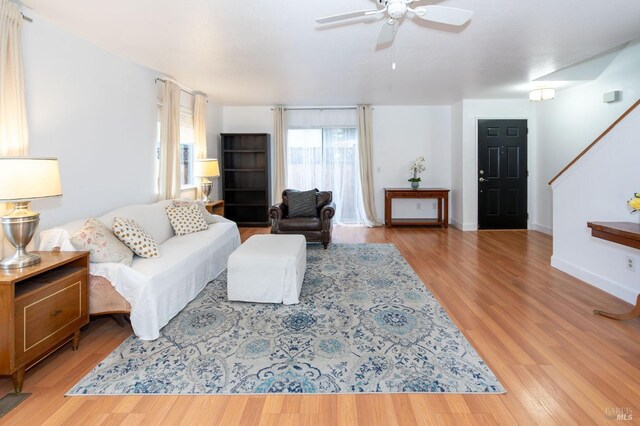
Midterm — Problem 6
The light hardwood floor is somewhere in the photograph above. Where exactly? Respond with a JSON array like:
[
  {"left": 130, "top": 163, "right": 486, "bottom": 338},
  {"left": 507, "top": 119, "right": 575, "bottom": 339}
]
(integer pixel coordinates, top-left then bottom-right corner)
[{"left": 2, "top": 226, "right": 639, "bottom": 425}]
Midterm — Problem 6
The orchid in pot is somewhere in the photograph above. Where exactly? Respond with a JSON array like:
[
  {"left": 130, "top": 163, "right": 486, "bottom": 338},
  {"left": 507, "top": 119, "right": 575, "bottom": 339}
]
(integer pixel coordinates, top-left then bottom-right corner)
[{"left": 408, "top": 156, "right": 425, "bottom": 189}]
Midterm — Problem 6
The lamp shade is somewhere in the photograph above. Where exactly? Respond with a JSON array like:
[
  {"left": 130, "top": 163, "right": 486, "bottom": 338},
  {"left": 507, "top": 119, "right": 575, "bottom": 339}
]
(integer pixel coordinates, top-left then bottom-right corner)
[
  {"left": 0, "top": 157, "right": 62, "bottom": 202},
  {"left": 194, "top": 159, "right": 220, "bottom": 178}
]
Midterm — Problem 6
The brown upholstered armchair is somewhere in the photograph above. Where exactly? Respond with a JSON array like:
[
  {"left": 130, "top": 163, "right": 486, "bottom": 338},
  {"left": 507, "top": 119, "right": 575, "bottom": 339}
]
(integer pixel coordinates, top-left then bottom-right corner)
[{"left": 269, "top": 189, "right": 336, "bottom": 248}]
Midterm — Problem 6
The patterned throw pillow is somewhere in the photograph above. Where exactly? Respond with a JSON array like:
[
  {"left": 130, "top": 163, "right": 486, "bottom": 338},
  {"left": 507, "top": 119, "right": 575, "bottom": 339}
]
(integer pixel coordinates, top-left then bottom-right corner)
[
  {"left": 166, "top": 204, "right": 209, "bottom": 236},
  {"left": 288, "top": 189, "right": 318, "bottom": 217},
  {"left": 70, "top": 218, "right": 133, "bottom": 265},
  {"left": 112, "top": 217, "right": 160, "bottom": 258},
  {"left": 172, "top": 199, "right": 217, "bottom": 224}
]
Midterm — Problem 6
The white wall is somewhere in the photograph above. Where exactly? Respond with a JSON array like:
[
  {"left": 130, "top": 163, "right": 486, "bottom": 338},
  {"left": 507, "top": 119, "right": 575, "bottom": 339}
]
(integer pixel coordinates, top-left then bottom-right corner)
[
  {"left": 222, "top": 107, "right": 274, "bottom": 134},
  {"left": 551, "top": 105, "right": 640, "bottom": 304},
  {"left": 536, "top": 39, "right": 640, "bottom": 233},
  {"left": 458, "top": 99, "right": 535, "bottom": 231},
  {"left": 221, "top": 106, "right": 452, "bottom": 223},
  {"left": 450, "top": 101, "right": 463, "bottom": 228},
  {"left": 23, "top": 16, "right": 158, "bottom": 230},
  {"left": 372, "top": 106, "right": 451, "bottom": 222}
]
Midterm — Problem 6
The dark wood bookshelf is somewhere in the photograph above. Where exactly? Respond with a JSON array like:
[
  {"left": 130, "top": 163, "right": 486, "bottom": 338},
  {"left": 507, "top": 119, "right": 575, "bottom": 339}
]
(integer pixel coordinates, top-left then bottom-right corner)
[{"left": 220, "top": 133, "right": 271, "bottom": 226}]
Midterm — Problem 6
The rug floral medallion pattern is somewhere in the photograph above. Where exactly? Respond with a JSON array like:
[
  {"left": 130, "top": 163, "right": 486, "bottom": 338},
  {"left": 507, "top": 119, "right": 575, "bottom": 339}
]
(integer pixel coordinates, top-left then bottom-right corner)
[{"left": 69, "top": 244, "right": 505, "bottom": 395}]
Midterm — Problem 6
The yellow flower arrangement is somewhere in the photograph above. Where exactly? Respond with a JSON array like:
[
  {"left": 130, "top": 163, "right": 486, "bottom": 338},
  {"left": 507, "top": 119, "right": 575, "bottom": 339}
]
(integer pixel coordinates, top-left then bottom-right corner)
[{"left": 628, "top": 193, "right": 640, "bottom": 212}]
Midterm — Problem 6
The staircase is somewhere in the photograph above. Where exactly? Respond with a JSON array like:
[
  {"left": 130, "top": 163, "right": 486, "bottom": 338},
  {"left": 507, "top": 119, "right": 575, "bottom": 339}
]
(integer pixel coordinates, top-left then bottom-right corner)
[{"left": 550, "top": 99, "right": 640, "bottom": 305}]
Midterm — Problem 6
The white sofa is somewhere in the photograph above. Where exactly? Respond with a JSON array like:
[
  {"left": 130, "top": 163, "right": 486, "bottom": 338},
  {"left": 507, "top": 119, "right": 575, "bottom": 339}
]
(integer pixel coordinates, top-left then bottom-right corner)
[{"left": 39, "top": 200, "right": 241, "bottom": 341}]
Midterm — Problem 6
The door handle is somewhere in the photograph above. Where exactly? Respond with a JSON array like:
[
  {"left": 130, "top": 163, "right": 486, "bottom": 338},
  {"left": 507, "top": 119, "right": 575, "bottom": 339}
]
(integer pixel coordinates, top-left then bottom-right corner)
[{"left": 479, "top": 177, "right": 488, "bottom": 182}]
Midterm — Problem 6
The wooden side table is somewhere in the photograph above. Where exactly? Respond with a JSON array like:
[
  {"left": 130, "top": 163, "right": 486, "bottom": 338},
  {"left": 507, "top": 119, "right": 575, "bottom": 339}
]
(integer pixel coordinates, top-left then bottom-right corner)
[
  {"left": 384, "top": 188, "right": 450, "bottom": 228},
  {"left": 0, "top": 251, "right": 89, "bottom": 393},
  {"left": 205, "top": 200, "right": 225, "bottom": 216}
]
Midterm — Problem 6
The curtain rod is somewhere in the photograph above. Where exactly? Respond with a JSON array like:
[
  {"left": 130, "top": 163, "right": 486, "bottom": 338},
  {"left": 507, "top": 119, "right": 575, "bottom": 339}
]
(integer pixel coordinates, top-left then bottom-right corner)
[
  {"left": 11, "top": 0, "right": 32, "bottom": 21},
  {"left": 271, "top": 107, "right": 357, "bottom": 111},
  {"left": 155, "top": 77, "right": 208, "bottom": 101}
]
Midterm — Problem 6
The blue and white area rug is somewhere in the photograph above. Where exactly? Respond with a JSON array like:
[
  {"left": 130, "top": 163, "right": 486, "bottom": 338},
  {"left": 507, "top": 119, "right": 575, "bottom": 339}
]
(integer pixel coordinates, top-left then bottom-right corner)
[{"left": 68, "top": 244, "right": 505, "bottom": 395}]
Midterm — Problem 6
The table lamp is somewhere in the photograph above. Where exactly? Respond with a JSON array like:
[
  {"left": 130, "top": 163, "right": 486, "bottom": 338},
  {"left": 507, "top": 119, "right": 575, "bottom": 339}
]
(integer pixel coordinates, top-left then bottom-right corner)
[
  {"left": 0, "top": 157, "right": 62, "bottom": 269},
  {"left": 194, "top": 159, "right": 220, "bottom": 203}
]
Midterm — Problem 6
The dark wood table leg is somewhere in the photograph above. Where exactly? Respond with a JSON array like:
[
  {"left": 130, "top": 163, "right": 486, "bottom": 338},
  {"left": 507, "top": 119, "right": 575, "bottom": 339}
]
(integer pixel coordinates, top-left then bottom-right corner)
[
  {"left": 437, "top": 197, "right": 442, "bottom": 227},
  {"left": 444, "top": 193, "right": 449, "bottom": 228},
  {"left": 593, "top": 294, "right": 640, "bottom": 320},
  {"left": 11, "top": 367, "right": 25, "bottom": 393},
  {"left": 385, "top": 194, "right": 392, "bottom": 228}
]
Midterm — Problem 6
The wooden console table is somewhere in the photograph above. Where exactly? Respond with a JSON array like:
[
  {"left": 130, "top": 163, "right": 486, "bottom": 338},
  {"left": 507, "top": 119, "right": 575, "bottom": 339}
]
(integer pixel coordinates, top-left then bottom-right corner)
[
  {"left": 384, "top": 188, "right": 450, "bottom": 228},
  {"left": 587, "top": 221, "right": 640, "bottom": 320}
]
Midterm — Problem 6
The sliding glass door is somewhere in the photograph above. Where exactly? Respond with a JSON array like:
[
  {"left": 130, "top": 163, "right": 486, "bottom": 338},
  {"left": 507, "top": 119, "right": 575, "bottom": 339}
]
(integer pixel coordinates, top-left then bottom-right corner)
[{"left": 286, "top": 127, "right": 364, "bottom": 224}]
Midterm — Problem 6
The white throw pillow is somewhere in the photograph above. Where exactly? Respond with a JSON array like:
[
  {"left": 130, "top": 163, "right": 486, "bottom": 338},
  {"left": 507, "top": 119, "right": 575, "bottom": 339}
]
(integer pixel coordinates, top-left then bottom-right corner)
[
  {"left": 165, "top": 204, "right": 209, "bottom": 236},
  {"left": 172, "top": 199, "right": 218, "bottom": 224},
  {"left": 112, "top": 217, "right": 160, "bottom": 258},
  {"left": 70, "top": 218, "right": 134, "bottom": 265}
]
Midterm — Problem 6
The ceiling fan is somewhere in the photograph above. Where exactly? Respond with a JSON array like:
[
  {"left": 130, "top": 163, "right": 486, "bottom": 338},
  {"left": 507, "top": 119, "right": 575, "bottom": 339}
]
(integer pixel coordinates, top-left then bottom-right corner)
[{"left": 316, "top": 0, "right": 473, "bottom": 46}]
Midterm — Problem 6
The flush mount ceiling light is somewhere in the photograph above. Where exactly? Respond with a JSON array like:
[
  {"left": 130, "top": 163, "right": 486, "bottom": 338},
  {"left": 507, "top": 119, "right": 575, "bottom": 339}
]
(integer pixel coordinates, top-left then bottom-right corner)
[{"left": 529, "top": 88, "right": 555, "bottom": 101}]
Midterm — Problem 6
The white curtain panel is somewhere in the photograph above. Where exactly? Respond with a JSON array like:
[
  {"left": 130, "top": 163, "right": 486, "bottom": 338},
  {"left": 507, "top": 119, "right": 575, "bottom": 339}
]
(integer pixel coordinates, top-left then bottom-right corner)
[
  {"left": 158, "top": 81, "right": 182, "bottom": 200},
  {"left": 0, "top": 0, "right": 29, "bottom": 258},
  {"left": 272, "top": 106, "right": 287, "bottom": 204},
  {"left": 357, "top": 105, "right": 381, "bottom": 227},
  {"left": 0, "top": 0, "right": 27, "bottom": 157},
  {"left": 193, "top": 94, "right": 207, "bottom": 159}
]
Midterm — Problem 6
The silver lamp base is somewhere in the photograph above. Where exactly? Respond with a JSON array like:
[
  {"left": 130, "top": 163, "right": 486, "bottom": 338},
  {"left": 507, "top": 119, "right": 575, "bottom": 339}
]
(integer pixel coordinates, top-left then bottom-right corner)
[
  {"left": 1, "top": 202, "right": 41, "bottom": 270},
  {"left": 0, "top": 250, "right": 41, "bottom": 269},
  {"left": 200, "top": 179, "right": 213, "bottom": 203}
]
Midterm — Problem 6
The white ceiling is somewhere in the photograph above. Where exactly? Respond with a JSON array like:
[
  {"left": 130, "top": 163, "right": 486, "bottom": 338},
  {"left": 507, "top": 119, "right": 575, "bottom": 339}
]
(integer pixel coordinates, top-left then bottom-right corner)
[{"left": 22, "top": 0, "right": 640, "bottom": 106}]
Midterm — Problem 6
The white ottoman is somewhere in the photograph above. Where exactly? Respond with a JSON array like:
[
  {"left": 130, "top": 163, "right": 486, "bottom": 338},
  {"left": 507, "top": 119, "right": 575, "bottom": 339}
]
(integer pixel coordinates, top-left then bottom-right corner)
[{"left": 227, "top": 234, "right": 306, "bottom": 304}]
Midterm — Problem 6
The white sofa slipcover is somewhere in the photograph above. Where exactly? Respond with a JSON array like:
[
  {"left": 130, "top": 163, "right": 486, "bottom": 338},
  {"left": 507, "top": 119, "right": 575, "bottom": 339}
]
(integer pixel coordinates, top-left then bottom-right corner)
[{"left": 39, "top": 200, "right": 241, "bottom": 340}]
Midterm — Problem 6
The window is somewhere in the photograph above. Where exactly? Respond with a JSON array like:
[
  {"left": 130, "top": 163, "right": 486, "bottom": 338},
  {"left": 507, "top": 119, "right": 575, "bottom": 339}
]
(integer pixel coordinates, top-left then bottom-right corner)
[
  {"left": 178, "top": 110, "right": 195, "bottom": 188},
  {"left": 155, "top": 91, "right": 196, "bottom": 191},
  {"left": 286, "top": 109, "right": 364, "bottom": 224}
]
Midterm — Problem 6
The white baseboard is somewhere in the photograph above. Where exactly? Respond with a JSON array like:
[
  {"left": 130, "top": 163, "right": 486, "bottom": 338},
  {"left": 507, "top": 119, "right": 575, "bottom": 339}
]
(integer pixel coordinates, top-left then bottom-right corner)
[
  {"left": 450, "top": 219, "right": 477, "bottom": 231},
  {"left": 551, "top": 255, "right": 638, "bottom": 304},
  {"left": 453, "top": 220, "right": 549, "bottom": 234},
  {"left": 532, "top": 223, "right": 553, "bottom": 235}
]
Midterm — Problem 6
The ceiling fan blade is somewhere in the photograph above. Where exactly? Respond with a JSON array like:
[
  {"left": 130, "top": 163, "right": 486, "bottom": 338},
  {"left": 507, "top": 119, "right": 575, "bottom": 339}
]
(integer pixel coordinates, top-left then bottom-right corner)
[
  {"left": 377, "top": 19, "right": 399, "bottom": 46},
  {"left": 413, "top": 5, "right": 473, "bottom": 26},
  {"left": 364, "top": 10, "right": 387, "bottom": 17},
  {"left": 316, "top": 9, "right": 380, "bottom": 24}
]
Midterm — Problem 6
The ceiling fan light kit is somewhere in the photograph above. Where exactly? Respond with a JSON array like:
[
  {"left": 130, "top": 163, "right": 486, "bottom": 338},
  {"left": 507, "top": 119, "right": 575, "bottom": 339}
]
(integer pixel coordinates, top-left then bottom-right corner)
[
  {"left": 387, "top": 2, "right": 407, "bottom": 19},
  {"left": 316, "top": 0, "right": 473, "bottom": 47}
]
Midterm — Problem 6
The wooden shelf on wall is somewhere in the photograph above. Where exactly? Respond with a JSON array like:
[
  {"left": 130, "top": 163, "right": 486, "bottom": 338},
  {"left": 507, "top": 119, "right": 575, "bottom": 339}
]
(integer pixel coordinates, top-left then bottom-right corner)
[
  {"left": 587, "top": 221, "right": 640, "bottom": 250},
  {"left": 587, "top": 221, "right": 640, "bottom": 321}
]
